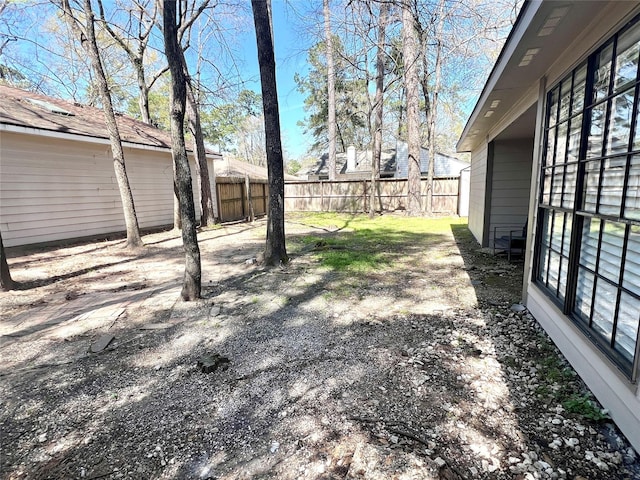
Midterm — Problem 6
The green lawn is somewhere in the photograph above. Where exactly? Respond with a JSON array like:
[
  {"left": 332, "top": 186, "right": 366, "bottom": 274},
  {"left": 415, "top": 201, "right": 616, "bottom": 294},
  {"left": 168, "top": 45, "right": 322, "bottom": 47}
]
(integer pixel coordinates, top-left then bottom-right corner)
[{"left": 287, "top": 212, "right": 465, "bottom": 273}]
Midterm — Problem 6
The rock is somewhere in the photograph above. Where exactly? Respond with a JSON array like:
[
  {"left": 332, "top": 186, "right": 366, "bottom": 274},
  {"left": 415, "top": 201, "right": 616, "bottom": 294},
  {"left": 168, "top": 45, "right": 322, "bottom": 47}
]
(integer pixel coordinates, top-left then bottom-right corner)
[
  {"left": 245, "top": 258, "right": 257, "bottom": 265},
  {"left": 209, "top": 305, "right": 221, "bottom": 317},
  {"left": 434, "top": 457, "right": 446, "bottom": 468},
  {"left": 38, "top": 433, "right": 47, "bottom": 443},
  {"left": 564, "top": 437, "right": 579, "bottom": 448},
  {"left": 270, "top": 441, "right": 279, "bottom": 453},
  {"left": 197, "top": 353, "right": 230, "bottom": 373},
  {"left": 90, "top": 334, "right": 115, "bottom": 353},
  {"left": 139, "top": 323, "right": 172, "bottom": 330},
  {"left": 510, "top": 304, "right": 527, "bottom": 313}
]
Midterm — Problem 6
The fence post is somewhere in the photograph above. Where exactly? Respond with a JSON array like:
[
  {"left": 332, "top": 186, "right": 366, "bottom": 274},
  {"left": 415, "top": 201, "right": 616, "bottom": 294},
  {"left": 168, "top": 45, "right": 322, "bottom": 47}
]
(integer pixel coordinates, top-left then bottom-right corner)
[
  {"left": 245, "top": 175, "right": 255, "bottom": 222},
  {"left": 363, "top": 179, "right": 367, "bottom": 213},
  {"left": 321, "top": 181, "right": 325, "bottom": 212}
]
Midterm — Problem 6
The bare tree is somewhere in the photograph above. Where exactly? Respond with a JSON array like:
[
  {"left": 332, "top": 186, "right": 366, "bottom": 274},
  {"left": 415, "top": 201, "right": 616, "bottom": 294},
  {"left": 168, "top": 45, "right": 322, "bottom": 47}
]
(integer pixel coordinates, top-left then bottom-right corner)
[
  {"left": 186, "top": 84, "right": 217, "bottom": 226},
  {"left": 162, "top": 0, "right": 201, "bottom": 300},
  {"left": 251, "top": 0, "right": 288, "bottom": 266},
  {"left": 369, "top": 1, "right": 388, "bottom": 218},
  {"left": 324, "top": 0, "right": 336, "bottom": 181},
  {"left": 96, "top": 0, "right": 161, "bottom": 124},
  {"left": 402, "top": 0, "right": 421, "bottom": 216},
  {"left": 426, "top": 0, "right": 445, "bottom": 215},
  {"left": 0, "top": 231, "right": 13, "bottom": 291},
  {"left": 60, "top": 0, "right": 143, "bottom": 248}
]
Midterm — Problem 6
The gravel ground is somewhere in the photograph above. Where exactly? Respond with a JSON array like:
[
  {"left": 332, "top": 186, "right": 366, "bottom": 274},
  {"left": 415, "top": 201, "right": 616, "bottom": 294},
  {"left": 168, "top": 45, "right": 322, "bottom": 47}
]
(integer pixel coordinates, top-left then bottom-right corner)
[{"left": 0, "top": 216, "right": 639, "bottom": 480}]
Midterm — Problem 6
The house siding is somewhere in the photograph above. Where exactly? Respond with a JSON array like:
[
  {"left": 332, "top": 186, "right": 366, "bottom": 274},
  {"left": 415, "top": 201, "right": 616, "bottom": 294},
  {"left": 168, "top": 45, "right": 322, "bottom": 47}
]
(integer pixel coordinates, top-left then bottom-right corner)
[
  {"left": 0, "top": 131, "right": 201, "bottom": 247},
  {"left": 459, "top": 0, "right": 640, "bottom": 453},
  {"left": 488, "top": 139, "right": 533, "bottom": 245},
  {"left": 523, "top": 5, "right": 640, "bottom": 451},
  {"left": 527, "top": 286, "right": 640, "bottom": 450},
  {"left": 468, "top": 143, "right": 488, "bottom": 244}
]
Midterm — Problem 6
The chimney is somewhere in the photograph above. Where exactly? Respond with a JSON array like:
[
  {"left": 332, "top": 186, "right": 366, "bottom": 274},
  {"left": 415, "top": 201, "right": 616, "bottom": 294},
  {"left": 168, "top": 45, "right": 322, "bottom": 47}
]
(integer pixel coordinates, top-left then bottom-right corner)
[{"left": 347, "top": 146, "right": 356, "bottom": 172}]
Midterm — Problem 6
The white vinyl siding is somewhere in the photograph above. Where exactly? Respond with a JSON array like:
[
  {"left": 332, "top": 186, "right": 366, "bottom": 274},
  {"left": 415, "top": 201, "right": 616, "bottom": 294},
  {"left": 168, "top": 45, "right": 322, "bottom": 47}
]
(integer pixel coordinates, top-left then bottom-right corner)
[{"left": 0, "top": 131, "right": 203, "bottom": 247}]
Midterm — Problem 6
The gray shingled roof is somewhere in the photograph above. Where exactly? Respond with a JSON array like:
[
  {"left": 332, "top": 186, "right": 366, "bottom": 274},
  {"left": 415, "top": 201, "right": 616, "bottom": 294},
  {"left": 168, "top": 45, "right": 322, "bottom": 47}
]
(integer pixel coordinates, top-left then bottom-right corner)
[
  {"left": 0, "top": 84, "right": 209, "bottom": 153},
  {"left": 306, "top": 149, "right": 397, "bottom": 177}
]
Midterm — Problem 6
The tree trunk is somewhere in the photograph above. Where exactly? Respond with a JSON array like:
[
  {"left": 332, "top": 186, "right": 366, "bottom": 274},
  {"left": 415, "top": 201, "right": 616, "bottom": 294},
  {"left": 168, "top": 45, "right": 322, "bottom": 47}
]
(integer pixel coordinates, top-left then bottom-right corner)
[
  {"left": 251, "top": 0, "right": 288, "bottom": 266},
  {"left": 425, "top": 0, "right": 445, "bottom": 215},
  {"left": 324, "top": 0, "right": 337, "bottom": 181},
  {"left": 0, "top": 231, "right": 14, "bottom": 291},
  {"left": 402, "top": 3, "right": 422, "bottom": 216},
  {"left": 186, "top": 82, "right": 218, "bottom": 226},
  {"left": 61, "top": 0, "right": 143, "bottom": 249},
  {"left": 370, "top": 2, "right": 388, "bottom": 219},
  {"left": 135, "top": 58, "right": 153, "bottom": 125},
  {"left": 163, "top": 0, "right": 201, "bottom": 301}
]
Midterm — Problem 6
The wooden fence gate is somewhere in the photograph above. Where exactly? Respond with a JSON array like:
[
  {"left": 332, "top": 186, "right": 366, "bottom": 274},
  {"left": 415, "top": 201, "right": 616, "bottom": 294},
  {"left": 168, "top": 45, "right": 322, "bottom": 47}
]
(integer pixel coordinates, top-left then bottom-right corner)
[{"left": 216, "top": 177, "right": 269, "bottom": 223}]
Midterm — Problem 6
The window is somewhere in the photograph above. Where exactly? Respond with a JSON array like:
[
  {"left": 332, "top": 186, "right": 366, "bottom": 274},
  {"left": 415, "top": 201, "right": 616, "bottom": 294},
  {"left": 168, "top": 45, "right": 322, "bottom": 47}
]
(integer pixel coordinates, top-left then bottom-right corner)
[{"left": 535, "top": 16, "right": 640, "bottom": 380}]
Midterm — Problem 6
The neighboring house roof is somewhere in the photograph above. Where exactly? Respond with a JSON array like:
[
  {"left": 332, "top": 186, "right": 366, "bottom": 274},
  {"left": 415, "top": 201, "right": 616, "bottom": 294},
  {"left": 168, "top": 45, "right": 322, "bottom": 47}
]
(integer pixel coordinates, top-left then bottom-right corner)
[
  {"left": 0, "top": 84, "right": 177, "bottom": 150},
  {"left": 215, "top": 157, "right": 298, "bottom": 181},
  {"left": 456, "top": 1, "right": 639, "bottom": 152},
  {"left": 306, "top": 149, "right": 397, "bottom": 178},
  {"left": 305, "top": 143, "right": 468, "bottom": 179},
  {"left": 0, "top": 84, "right": 225, "bottom": 160}
]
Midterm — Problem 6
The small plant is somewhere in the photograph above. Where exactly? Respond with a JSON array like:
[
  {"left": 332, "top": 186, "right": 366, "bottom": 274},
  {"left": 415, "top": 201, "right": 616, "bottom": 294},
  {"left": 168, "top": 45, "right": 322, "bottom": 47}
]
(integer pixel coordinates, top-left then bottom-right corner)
[
  {"left": 502, "top": 355, "right": 518, "bottom": 368},
  {"left": 563, "top": 394, "right": 609, "bottom": 422}
]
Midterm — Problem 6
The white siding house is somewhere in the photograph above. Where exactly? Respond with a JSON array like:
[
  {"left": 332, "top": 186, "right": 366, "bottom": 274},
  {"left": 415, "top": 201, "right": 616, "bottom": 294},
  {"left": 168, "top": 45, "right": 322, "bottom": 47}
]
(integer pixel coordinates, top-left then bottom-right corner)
[
  {"left": 458, "top": 1, "right": 640, "bottom": 451},
  {"left": 0, "top": 85, "right": 221, "bottom": 248}
]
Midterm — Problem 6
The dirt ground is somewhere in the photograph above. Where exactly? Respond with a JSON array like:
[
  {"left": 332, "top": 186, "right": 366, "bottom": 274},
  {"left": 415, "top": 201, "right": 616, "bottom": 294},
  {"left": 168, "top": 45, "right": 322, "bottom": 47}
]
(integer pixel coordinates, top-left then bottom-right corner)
[{"left": 1, "top": 215, "right": 639, "bottom": 480}]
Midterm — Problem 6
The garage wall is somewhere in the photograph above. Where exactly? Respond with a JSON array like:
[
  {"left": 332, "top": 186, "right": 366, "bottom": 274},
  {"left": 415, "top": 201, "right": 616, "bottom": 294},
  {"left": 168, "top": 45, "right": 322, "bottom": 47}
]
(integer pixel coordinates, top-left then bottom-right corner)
[{"left": 0, "top": 131, "right": 202, "bottom": 247}]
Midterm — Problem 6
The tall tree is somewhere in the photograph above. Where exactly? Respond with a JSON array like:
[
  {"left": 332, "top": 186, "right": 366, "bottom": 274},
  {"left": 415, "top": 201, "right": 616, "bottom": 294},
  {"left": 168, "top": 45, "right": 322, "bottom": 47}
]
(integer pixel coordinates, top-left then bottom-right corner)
[
  {"left": 323, "top": 0, "right": 336, "bottom": 181},
  {"left": 60, "top": 0, "right": 143, "bottom": 248},
  {"left": 251, "top": 0, "right": 288, "bottom": 266},
  {"left": 424, "top": 0, "right": 445, "bottom": 215},
  {"left": 98, "top": 0, "right": 218, "bottom": 226},
  {"left": 186, "top": 84, "right": 217, "bottom": 226},
  {"left": 370, "top": 1, "right": 388, "bottom": 218},
  {"left": 402, "top": 1, "right": 422, "bottom": 216},
  {"left": 295, "top": 40, "right": 368, "bottom": 153},
  {"left": 162, "top": 0, "right": 202, "bottom": 300},
  {"left": 0, "top": 232, "right": 13, "bottom": 291}
]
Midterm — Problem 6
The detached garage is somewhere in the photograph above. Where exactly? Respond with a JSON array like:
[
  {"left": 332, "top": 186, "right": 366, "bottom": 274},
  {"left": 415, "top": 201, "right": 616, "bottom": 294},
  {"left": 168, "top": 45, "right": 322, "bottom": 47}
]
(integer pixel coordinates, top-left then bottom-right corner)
[{"left": 0, "top": 85, "right": 221, "bottom": 248}]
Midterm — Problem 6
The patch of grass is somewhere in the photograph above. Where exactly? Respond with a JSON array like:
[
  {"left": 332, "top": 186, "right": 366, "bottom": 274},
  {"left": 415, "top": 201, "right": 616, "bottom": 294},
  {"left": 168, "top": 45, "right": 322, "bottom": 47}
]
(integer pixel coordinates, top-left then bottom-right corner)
[
  {"left": 289, "top": 213, "right": 457, "bottom": 273},
  {"left": 319, "top": 249, "right": 385, "bottom": 272},
  {"left": 563, "top": 394, "right": 609, "bottom": 422}
]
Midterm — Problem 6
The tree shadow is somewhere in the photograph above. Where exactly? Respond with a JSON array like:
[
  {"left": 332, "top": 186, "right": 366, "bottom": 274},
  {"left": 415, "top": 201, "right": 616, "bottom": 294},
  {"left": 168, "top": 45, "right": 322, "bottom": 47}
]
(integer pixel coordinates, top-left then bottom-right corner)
[{"left": 0, "top": 219, "right": 637, "bottom": 480}]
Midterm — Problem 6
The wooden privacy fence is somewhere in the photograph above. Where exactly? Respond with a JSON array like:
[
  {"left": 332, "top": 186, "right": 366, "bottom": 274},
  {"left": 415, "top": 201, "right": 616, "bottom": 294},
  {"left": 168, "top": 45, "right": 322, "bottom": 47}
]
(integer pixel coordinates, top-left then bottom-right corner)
[
  {"left": 284, "top": 177, "right": 464, "bottom": 214},
  {"left": 216, "top": 176, "right": 269, "bottom": 222}
]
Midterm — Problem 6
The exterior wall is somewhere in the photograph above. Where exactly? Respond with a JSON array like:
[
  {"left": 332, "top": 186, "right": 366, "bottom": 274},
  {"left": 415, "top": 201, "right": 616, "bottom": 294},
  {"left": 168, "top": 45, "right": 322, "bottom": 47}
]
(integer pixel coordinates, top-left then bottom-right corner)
[
  {"left": 520, "top": 5, "right": 640, "bottom": 452},
  {"left": 0, "top": 131, "right": 201, "bottom": 247},
  {"left": 488, "top": 139, "right": 533, "bottom": 246},
  {"left": 468, "top": 143, "right": 488, "bottom": 244},
  {"left": 527, "top": 286, "right": 640, "bottom": 450}
]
